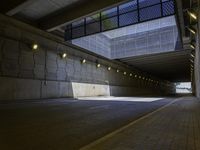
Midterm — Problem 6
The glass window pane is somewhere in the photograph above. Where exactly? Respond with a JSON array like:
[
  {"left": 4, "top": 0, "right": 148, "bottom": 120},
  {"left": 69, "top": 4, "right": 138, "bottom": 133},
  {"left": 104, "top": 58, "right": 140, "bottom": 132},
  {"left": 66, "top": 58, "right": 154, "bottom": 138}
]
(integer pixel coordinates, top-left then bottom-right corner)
[
  {"left": 86, "top": 14, "right": 100, "bottom": 24},
  {"left": 119, "top": 11, "right": 138, "bottom": 27},
  {"left": 140, "top": 4, "right": 161, "bottom": 21},
  {"left": 102, "top": 16, "right": 118, "bottom": 31},
  {"left": 86, "top": 22, "right": 101, "bottom": 35},
  {"left": 101, "top": 7, "right": 117, "bottom": 19},
  {"left": 119, "top": 0, "right": 137, "bottom": 14},
  {"left": 139, "top": 0, "right": 160, "bottom": 8},
  {"left": 162, "top": 1, "right": 175, "bottom": 16},
  {"left": 65, "top": 29, "right": 72, "bottom": 41},
  {"left": 72, "top": 19, "right": 84, "bottom": 28},
  {"left": 72, "top": 26, "right": 85, "bottom": 38}
]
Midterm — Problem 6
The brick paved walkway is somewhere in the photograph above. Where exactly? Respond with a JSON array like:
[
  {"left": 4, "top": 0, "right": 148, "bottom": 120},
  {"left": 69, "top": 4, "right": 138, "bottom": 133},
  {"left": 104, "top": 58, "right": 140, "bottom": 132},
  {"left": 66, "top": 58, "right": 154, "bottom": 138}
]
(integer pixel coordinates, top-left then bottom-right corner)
[{"left": 81, "top": 97, "right": 200, "bottom": 150}]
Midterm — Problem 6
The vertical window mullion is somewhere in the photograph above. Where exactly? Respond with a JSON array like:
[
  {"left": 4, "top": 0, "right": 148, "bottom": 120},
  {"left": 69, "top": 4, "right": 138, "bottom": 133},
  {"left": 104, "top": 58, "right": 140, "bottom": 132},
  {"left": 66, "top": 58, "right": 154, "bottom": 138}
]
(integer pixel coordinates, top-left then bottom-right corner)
[
  {"left": 160, "top": 0, "right": 163, "bottom": 17},
  {"left": 137, "top": 0, "right": 140, "bottom": 22},
  {"left": 117, "top": 6, "right": 120, "bottom": 27}
]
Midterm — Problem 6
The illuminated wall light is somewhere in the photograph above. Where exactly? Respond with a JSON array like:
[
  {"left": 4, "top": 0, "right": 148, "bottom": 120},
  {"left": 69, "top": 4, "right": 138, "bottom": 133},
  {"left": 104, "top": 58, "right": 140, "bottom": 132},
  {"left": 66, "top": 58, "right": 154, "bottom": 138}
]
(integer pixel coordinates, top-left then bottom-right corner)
[
  {"left": 117, "top": 69, "right": 120, "bottom": 73},
  {"left": 190, "top": 59, "right": 194, "bottom": 63},
  {"left": 97, "top": 64, "right": 101, "bottom": 68},
  {"left": 134, "top": 75, "right": 137, "bottom": 78},
  {"left": 187, "top": 10, "right": 197, "bottom": 20},
  {"left": 81, "top": 59, "right": 86, "bottom": 64},
  {"left": 191, "top": 53, "right": 195, "bottom": 58},
  {"left": 32, "top": 43, "right": 38, "bottom": 50},
  {"left": 124, "top": 72, "right": 127, "bottom": 75},
  {"left": 139, "top": 76, "right": 141, "bottom": 79},
  {"left": 142, "top": 77, "right": 145, "bottom": 80},
  {"left": 130, "top": 73, "right": 133, "bottom": 77},
  {"left": 191, "top": 65, "right": 194, "bottom": 68},
  {"left": 187, "top": 27, "right": 196, "bottom": 35},
  {"left": 61, "top": 53, "right": 67, "bottom": 59},
  {"left": 108, "top": 67, "right": 111, "bottom": 71}
]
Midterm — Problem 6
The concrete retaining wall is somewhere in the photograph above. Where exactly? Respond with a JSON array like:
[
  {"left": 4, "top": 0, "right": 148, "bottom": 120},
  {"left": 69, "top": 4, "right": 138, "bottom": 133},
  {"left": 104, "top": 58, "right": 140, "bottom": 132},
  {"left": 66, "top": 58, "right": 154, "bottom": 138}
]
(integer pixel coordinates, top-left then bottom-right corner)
[{"left": 0, "top": 14, "right": 175, "bottom": 100}]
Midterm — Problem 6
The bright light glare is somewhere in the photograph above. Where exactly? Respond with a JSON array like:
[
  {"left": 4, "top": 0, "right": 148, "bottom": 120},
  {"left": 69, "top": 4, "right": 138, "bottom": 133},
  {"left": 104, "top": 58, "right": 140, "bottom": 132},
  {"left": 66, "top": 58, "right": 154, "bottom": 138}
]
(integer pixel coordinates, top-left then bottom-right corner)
[
  {"left": 32, "top": 44, "right": 38, "bottom": 50},
  {"left": 77, "top": 97, "right": 164, "bottom": 102},
  {"left": 188, "top": 11, "right": 197, "bottom": 20}
]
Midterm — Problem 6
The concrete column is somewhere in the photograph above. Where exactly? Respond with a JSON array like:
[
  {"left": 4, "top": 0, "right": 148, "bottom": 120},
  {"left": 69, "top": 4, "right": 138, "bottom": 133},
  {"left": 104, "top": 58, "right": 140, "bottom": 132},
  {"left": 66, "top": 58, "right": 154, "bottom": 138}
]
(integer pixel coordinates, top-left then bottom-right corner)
[{"left": 194, "top": 0, "right": 200, "bottom": 97}]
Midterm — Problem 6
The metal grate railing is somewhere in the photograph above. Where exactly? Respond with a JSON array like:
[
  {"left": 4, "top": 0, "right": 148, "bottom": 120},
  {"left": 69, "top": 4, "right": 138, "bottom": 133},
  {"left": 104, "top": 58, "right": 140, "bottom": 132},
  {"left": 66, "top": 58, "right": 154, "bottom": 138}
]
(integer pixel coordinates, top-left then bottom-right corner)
[{"left": 65, "top": 0, "right": 175, "bottom": 41}]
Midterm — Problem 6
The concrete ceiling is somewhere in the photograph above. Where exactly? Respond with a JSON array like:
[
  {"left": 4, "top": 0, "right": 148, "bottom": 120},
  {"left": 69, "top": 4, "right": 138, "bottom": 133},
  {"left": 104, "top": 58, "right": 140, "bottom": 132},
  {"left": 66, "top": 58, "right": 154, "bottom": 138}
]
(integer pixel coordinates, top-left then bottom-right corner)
[
  {"left": 13, "top": 0, "right": 81, "bottom": 21},
  {"left": 119, "top": 50, "right": 192, "bottom": 82},
  {"left": 0, "top": 0, "right": 193, "bottom": 82},
  {"left": 1, "top": 0, "right": 129, "bottom": 31}
]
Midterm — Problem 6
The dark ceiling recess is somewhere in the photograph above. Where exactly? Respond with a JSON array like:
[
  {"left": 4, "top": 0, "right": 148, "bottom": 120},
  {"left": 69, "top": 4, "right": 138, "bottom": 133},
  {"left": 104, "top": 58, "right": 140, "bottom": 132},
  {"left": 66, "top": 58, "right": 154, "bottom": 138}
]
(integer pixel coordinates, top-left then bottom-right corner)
[
  {"left": 0, "top": 0, "right": 27, "bottom": 13},
  {"left": 120, "top": 50, "right": 192, "bottom": 82}
]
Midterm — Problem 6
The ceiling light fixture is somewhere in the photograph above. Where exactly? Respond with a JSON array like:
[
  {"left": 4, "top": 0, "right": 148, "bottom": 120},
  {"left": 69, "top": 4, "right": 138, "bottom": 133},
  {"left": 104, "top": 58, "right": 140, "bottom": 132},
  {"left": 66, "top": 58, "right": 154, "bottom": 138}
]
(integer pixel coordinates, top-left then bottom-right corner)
[
  {"left": 191, "top": 53, "right": 195, "bottom": 58},
  {"left": 187, "top": 27, "right": 196, "bottom": 35},
  {"left": 190, "top": 43, "right": 195, "bottom": 49},
  {"left": 108, "top": 67, "right": 111, "bottom": 71},
  {"left": 187, "top": 10, "right": 197, "bottom": 20}
]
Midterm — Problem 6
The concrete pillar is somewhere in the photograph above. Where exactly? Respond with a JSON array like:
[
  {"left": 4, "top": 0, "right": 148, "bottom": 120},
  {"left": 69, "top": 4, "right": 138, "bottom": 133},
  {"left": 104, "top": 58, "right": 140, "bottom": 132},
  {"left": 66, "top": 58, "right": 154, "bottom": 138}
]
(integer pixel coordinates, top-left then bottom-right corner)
[{"left": 194, "top": 0, "right": 200, "bottom": 97}]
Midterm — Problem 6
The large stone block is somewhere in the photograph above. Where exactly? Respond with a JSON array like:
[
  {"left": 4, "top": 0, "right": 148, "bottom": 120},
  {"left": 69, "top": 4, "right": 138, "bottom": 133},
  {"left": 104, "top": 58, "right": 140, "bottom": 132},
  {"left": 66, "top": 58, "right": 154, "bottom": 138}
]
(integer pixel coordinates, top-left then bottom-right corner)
[
  {"left": 57, "top": 69, "right": 66, "bottom": 81},
  {"left": 0, "top": 77, "right": 16, "bottom": 100},
  {"left": 59, "top": 82, "right": 72, "bottom": 97},
  {"left": 15, "top": 79, "right": 41, "bottom": 100},
  {"left": 0, "top": 77, "right": 41, "bottom": 100},
  {"left": 34, "top": 49, "right": 45, "bottom": 65},
  {"left": 34, "top": 64, "right": 45, "bottom": 79},
  {"left": 1, "top": 59, "right": 19, "bottom": 77},
  {"left": 2, "top": 39, "right": 19, "bottom": 61},
  {"left": 19, "top": 69, "right": 34, "bottom": 78},
  {"left": 41, "top": 81, "right": 60, "bottom": 98}
]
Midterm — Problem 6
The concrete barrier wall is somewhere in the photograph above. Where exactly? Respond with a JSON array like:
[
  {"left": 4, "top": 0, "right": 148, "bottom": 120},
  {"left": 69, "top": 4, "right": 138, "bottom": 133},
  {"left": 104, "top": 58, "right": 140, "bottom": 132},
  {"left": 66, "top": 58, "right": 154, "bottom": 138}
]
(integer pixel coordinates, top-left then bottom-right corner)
[
  {"left": 0, "top": 14, "right": 175, "bottom": 100},
  {"left": 72, "top": 82, "right": 110, "bottom": 97}
]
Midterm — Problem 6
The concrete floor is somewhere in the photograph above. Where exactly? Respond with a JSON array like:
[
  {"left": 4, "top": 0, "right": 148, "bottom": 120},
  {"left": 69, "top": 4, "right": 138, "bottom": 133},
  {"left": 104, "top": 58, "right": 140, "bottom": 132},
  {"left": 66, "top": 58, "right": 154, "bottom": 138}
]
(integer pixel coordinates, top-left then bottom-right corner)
[
  {"left": 0, "top": 97, "right": 172, "bottom": 150},
  {"left": 81, "top": 97, "right": 200, "bottom": 150}
]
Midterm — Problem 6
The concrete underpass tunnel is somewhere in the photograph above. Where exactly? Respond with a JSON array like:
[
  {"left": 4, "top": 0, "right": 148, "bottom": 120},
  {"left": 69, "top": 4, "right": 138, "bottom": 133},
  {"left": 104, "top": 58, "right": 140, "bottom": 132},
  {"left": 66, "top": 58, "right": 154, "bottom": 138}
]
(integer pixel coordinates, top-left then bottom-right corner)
[{"left": 0, "top": 0, "right": 199, "bottom": 99}]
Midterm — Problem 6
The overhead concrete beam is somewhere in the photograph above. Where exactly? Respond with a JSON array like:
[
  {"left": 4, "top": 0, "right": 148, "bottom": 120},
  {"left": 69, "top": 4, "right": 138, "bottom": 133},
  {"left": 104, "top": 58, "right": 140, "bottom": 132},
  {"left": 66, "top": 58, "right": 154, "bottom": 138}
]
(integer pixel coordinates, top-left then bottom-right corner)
[
  {"left": 0, "top": 0, "right": 27, "bottom": 14},
  {"left": 6, "top": 0, "right": 38, "bottom": 16},
  {"left": 39, "top": 0, "right": 129, "bottom": 31}
]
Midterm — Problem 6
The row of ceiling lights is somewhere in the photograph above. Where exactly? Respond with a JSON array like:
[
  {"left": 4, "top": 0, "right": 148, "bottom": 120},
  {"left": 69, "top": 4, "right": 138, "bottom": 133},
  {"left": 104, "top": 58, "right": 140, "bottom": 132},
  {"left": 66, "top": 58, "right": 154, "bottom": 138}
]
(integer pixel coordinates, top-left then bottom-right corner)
[
  {"left": 186, "top": 10, "right": 198, "bottom": 49},
  {"left": 185, "top": 8, "right": 198, "bottom": 82},
  {"left": 31, "top": 43, "right": 161, "bottom": 85}
]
